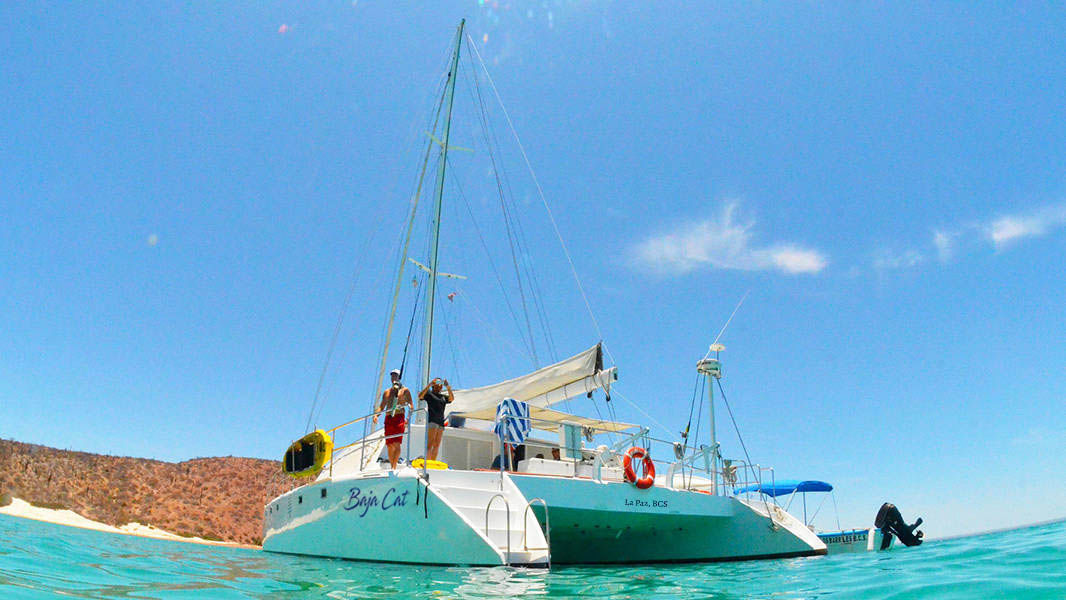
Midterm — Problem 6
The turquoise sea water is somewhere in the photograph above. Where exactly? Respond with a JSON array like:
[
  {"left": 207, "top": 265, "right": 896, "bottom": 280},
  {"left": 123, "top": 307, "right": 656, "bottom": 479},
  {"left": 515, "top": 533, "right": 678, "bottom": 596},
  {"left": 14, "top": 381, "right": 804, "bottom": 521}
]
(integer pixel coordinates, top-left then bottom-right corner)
[{"left": 2, "top": 515, "right": 1064, "bottom": 599}]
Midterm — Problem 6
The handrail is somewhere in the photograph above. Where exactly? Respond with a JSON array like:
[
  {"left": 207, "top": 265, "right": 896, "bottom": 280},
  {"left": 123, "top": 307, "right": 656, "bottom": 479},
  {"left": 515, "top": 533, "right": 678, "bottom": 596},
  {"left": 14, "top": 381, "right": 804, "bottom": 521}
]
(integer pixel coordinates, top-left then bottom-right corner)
[
  {"left": 324, "top": 405, "right": 402, "bottom": 435},
  {"left": 485, "top": 493, "right": 511, "bottom": 565},
  {"left": 666, "top": 444, "right": 714, "bottom": 491},
  {"left": 609, "top": 426, "right": 651, "bottom": 453},
  {"left": 575, "top": 426, "right": 649, "bottom": 483},
  {"left": 331, "top": 431, "right": 402, "bottom": 454},
  {"left": 323, "top": 407, "right": 426, "bottom": 478},
  {"left": 327, "top": 431, "right": 392, "bottom": 478},
  {"left": 590, "top": 448, "right": 609, "bottom": 482},
  {"left": 325, "top": 414, "right": 371, "bottom": 435},
  {"left": 523, "top": 498, "right": 551, "bottom": 568}
]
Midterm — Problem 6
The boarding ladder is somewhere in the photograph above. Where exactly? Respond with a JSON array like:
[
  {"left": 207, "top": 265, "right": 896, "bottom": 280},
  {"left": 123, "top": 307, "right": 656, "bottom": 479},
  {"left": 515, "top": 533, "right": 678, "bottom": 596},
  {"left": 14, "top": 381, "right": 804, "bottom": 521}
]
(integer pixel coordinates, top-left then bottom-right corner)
[{"left": 429, "top": 470, "right": 550, "bottom": 566}]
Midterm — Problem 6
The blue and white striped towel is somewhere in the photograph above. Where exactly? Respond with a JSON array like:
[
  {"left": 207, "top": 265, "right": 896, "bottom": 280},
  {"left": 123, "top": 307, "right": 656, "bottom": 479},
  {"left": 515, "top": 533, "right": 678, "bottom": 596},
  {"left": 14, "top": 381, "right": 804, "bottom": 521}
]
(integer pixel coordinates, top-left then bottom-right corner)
[{"left": 494, "top": 398, "right": 531, "bottom": 444}]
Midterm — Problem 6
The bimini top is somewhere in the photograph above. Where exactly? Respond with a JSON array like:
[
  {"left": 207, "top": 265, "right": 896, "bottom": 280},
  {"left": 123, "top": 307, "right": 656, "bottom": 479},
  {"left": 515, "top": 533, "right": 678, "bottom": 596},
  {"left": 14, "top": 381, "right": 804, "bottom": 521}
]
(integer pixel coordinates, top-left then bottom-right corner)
[
  {"left": 453, "top": 403, "right": 637, "bottom": 433},
  {"left": 733, "top": 480, "right": 833, "bottom": 497}
]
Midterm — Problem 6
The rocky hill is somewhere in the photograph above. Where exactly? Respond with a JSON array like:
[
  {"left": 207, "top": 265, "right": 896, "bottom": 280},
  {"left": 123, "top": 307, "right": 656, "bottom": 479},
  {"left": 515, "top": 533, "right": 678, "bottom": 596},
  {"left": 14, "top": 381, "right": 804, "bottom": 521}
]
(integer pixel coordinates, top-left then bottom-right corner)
[{"left": 0, "top": 439, "right": 299, "bottom": 545}]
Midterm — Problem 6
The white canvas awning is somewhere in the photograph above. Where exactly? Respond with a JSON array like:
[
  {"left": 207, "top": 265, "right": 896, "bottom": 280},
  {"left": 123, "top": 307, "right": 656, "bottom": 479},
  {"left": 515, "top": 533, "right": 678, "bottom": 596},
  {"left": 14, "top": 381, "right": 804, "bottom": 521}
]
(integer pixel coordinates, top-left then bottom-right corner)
[
  {"left": 446, "top": 344, "right": 616, "bottom": 416},
  {"left": 455, "top": 404, "right": 637, "bottom": 433}
]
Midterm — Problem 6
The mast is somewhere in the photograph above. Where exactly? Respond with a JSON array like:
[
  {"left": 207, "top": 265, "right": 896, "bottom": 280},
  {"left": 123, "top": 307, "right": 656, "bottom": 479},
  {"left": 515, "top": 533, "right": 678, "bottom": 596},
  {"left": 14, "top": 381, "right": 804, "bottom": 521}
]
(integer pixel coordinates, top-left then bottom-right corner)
[
  {"left": 418, "top": 19, "right": 465, "bottom": 422},
  {"left": 696, "top": 344, "right": 724, "bottom": 495}
]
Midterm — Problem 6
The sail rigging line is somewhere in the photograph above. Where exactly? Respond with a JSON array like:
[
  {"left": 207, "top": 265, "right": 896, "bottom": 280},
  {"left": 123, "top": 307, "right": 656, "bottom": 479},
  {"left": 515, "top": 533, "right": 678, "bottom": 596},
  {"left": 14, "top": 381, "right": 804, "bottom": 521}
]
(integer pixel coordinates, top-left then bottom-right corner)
[
  {"left": 454, "top": 285, "right": 533, "bottom": 361},
  {"left": 681, "top": 374, "right": 701, "bottom": 446},
  {"left": 419, "top": 19, "right": 466, "bottom": 394},
  {"left": 439, "top": 292, "right": 463, "bottom": 386},
  {"left": 678, "top": 373, "right": 701, "bottom": 482},
  {"left": 306, "top": 119, "right": 450, "bottom": 434},
  {"left": 704, "top": 290, "right": 750, "bottom": 359},
  {"left": 497, "top": 178, "right": 540, "bottom": 366},
  {"left": 446, "top": 161, "right": 538, "bottom": 365},
  {"left": 302, "top": 208, "right": 389, "bottom": 434},
  {"left": 304, "top": 55, "right": 452, "bottom": 436},
  {"left": 714, "top": 378, "right": 760, "bottom": 494},
  {"left": 481, "top": 127, "right": 559, "bottom": 365},
  {"left": 398, "top": 269, "right": 426, "bottom": 379},
  {"left": 687, "top": 375, "right": 706, "bottom": 490},
  {"left": 465, "top": 51, "right": 559, "bottom": 366},
  {"left": 466, "top": 34, "right": 609, "bottom": 363},
  {"left": 715, "top": 378, "right": 776, "bottom": 523},
  {"left": 314, "top": 225, "right": 422, "bottom": 439},
  {"left": 462, "top": 54, "right": 543, "bottom": 368},
  {"left": 603, "top": 383, "right": 619, "bottom": 432},
  {"left": 366, "top": 73, "right": 449, "bottom": 424},
  {"left": 607, "top": 384, "right": 672, "bottom": 439},
  {"left": 522, "top": 247, "right": 559, "bottom": 363}
]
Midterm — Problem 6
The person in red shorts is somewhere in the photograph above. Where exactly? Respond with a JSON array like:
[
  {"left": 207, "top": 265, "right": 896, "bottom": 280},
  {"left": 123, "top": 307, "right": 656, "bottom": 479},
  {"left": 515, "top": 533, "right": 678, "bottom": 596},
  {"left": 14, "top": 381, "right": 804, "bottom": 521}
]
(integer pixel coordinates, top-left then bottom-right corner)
[{"left": 373, "top": 369, "right": 412, "bottom": 469}]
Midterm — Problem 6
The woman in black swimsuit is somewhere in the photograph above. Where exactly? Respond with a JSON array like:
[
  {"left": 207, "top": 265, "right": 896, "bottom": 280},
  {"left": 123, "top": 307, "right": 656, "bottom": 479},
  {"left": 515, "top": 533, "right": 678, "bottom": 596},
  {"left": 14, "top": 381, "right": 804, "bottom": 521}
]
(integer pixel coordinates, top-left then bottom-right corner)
[{"left": 418, "top": 377, "right": 453, "bottom": 461}]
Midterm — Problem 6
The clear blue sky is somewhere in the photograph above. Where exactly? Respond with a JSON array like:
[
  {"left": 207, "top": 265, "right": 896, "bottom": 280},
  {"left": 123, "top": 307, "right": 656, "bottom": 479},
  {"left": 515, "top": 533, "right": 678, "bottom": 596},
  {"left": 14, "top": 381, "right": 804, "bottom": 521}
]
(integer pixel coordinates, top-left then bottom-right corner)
[{"left": 3, "top": 2, "right": 1065, "bottom": 538}]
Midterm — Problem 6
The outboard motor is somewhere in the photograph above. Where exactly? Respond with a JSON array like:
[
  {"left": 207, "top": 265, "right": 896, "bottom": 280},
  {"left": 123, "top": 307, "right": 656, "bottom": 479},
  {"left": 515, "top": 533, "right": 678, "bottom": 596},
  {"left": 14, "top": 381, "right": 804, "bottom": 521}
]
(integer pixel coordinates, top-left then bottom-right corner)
[{"left": 875, "top": 502, "right": 924, "bottom": 549}]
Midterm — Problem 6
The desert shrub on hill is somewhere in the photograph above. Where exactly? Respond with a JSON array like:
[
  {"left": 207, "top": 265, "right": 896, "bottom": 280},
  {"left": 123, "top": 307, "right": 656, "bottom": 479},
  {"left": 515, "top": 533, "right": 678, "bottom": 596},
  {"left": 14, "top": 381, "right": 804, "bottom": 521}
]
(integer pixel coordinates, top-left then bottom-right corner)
[{"left": 0, "top": 439, "right": 298, "bottom": 544}]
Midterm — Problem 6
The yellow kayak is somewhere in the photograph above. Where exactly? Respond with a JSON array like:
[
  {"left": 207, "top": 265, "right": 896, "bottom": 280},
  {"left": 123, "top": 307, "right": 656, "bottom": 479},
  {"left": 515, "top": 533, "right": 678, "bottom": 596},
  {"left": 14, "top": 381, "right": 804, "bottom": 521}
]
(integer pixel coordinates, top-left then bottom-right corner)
[
  {"left": 282, "top": 429, "right": 334, "bottom": 478},
  {"left": 411, "top": 458, "right": 448, "bottom": 470}
]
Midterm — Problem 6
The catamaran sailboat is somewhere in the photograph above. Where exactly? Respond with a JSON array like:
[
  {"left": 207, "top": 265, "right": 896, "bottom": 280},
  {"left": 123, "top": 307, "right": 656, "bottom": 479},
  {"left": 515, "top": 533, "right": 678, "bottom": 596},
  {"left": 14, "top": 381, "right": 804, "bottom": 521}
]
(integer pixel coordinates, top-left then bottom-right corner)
[{"left": 262, "top": 20, "right": 826, "bottom": 566}]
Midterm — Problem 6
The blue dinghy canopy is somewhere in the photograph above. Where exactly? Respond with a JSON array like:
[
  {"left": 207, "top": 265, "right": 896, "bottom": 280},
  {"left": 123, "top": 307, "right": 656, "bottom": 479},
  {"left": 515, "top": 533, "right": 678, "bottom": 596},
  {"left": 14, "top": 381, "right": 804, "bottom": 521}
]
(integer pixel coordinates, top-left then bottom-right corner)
[{"left": 734, "top": 479, "right": 833, "bottom": 497}]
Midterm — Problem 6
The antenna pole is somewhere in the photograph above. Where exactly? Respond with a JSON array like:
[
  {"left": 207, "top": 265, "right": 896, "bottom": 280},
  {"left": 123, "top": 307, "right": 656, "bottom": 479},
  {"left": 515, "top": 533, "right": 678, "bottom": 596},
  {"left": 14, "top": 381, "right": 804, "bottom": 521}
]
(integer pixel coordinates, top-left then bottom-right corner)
[
  {"left": 419, "top": 19, "right": 465, "bottom": 423},
  {"left": 697, "top": 346, "right": 724, "bottom": 495}
]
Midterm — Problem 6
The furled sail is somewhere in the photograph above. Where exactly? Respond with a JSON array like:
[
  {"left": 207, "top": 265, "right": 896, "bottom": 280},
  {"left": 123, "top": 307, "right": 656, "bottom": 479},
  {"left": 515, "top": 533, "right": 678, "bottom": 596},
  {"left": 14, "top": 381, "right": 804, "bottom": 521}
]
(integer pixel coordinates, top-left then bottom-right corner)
[{"left": 447, "top": 344, "right": 616, "bottom": 417}]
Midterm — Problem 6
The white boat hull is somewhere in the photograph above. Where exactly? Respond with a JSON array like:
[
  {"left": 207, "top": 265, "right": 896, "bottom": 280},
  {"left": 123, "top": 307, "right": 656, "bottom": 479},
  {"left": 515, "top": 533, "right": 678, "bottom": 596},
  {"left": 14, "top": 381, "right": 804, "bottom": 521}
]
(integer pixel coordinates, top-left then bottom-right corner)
[
  {"left": 511, "top": 473, "right": 826, "bottom": 563},
  {"left": 264, "top": 473, "right": 502, "bottom": 565},
  {"left": 263, "top": 467, "right": 826, "bottom": 565},
  {"left": 817, "top": 527, "right": 892, "bottom": 553}
]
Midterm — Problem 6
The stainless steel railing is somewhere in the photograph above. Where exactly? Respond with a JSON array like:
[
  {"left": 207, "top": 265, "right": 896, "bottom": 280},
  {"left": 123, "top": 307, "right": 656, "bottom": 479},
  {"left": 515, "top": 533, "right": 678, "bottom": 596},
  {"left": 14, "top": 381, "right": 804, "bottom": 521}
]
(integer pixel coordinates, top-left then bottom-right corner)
[
  {"left": 484, "top": 493, "right": 511, "bottom": 565},
  {"left": 321, "top": 407, "right": 427, "bottom": 478},
  {"left": 522, "top": 497, "right": 551, "bottom": 568},
  {"left": 495, "top": 415, "right": 781, "bottom": 501}
]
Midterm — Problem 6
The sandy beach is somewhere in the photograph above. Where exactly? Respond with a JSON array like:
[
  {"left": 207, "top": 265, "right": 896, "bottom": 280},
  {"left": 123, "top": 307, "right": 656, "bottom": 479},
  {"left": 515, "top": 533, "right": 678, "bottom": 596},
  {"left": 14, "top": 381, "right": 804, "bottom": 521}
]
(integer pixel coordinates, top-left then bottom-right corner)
[{"left": 0, "top": 497, "right": 259, "bottom": 549}]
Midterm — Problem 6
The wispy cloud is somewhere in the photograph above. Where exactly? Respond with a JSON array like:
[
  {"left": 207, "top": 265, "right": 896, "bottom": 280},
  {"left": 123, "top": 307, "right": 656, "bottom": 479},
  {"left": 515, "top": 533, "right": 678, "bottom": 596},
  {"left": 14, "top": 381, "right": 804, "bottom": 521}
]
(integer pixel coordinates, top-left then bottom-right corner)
[
  {"left": 873, "top": 248, "right": 924, "bottom": 271},
  {"left": 771, "top": 246, "right": 828, "bottom": 274},
  {"left": 631, "top": 203, "right": 827, "bottom": 276},
  {"left": 875, "top": 202, "right": 1066, "bottom": 271},
  {"left": 987, "top": 204, "right": 1066, "bottom": 249},
  {"left": 932, "top": 230, "right": 956, "bottom": 263}
]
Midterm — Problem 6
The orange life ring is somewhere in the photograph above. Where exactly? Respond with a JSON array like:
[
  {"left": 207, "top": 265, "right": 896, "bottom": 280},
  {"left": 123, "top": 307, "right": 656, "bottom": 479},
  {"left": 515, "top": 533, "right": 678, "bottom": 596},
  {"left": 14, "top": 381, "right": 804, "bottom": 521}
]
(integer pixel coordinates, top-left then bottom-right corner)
[{"left": 623, "top": 446, "right": 655, "bottom": 489}]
